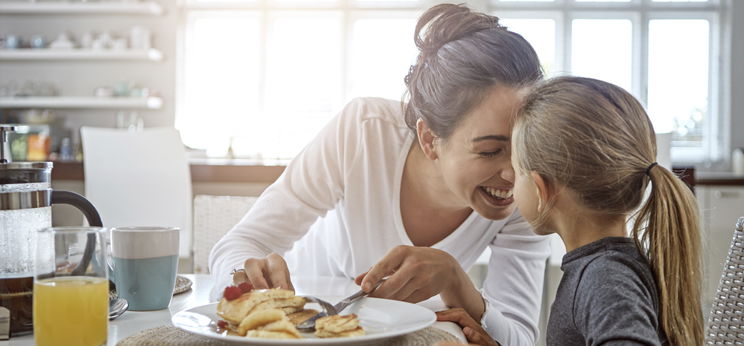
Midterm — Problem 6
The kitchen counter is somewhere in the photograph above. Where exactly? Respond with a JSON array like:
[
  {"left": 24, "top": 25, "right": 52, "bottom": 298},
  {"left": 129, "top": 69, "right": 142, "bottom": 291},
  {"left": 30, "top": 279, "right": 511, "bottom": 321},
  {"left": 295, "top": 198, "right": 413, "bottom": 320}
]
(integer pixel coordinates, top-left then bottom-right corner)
[
  {"left": 49, "top": 160, "right": 744, "bottom": 186},
  {"left": 51, "top": 159, "right": 286, "bottom": 184},
  {"left": 696, "top": 171, "right": 744, "bottom": 186}
]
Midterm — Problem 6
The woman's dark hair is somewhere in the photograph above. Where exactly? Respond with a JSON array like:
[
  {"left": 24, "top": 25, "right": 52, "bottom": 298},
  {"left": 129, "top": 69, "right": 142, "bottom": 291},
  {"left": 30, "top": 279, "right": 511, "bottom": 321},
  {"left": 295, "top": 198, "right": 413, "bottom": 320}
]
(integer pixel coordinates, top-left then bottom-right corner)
[{"left": 403, "top": 3, "right": 543, "bottom": 138}]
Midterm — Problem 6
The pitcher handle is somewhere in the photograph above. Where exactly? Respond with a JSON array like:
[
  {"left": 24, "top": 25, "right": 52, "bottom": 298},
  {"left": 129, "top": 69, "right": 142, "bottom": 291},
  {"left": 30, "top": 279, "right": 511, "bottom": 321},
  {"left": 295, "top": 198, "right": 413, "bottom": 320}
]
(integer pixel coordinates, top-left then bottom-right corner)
[
  {"left": 51, "top": 190, "right": 103, "bottom": 276},
  {"left": 51, "top": 190, "right": 103, "bottom": 227}
]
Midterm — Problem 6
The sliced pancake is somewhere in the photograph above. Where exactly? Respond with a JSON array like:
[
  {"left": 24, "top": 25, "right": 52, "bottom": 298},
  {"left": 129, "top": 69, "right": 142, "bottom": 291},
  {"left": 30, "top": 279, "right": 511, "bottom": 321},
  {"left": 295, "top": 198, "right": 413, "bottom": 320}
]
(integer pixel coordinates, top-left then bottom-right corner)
[
  {"left": 315, "top": 326, "right": 366, "bottom": 338},
  {"left": 315, "top": 314, "right": 365, "bottom": 338},
  {"left": 251, "top": 296, "right": 307, "bottom": 314},
  {"left": 315, "top": 314, "right": 360, "bottom": 333},
  {"left": 237, "top": 308, "right": 285, "bottom": 335},
  {"left": 245, "top": 330, "right": 300, "bottom": 339},
  {"left": 287, "top": 309, "right": 319, "bottom": 326},
  {"left": 216, "top": 288, "right": 295, "bottom": 324},
  {"left": 258, "top": 319, "right": 301, "bottom": 338}
]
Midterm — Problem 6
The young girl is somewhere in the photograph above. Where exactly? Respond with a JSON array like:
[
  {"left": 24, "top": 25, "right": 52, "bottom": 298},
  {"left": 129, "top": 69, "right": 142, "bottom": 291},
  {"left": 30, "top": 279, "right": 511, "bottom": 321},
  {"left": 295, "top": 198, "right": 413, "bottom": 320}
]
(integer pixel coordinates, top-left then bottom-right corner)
[
  {"left": 438, "top": 76, "right": 703, "bottom": 346},
  {"left": 511, "top": 76, "right": 703, "bottom": 345}
]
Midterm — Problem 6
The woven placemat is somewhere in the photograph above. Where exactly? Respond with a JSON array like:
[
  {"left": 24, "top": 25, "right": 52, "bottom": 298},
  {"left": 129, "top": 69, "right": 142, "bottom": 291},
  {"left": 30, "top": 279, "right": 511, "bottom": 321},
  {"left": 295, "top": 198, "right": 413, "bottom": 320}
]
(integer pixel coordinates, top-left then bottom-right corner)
[{"left": 116, "top": 325, "right": 458, "bottom": 346}]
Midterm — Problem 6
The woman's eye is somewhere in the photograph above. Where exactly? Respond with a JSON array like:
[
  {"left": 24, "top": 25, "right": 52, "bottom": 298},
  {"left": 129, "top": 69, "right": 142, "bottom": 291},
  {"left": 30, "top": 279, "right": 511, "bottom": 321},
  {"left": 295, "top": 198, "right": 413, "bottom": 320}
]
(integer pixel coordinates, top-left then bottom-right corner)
[{"left": 478, "top": 150, "right": 502, "bottom": 158}]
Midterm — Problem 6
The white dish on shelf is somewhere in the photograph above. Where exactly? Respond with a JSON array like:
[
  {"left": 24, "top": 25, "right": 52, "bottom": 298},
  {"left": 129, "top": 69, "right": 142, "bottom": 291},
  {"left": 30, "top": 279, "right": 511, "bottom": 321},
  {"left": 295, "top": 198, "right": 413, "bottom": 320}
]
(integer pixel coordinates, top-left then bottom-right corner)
[
  {"left": 0, "top": 96, "right": 163, "bottom": 110},
  {"left": 0, "top": 1, "right": 163, "bottom": 15},
  {"left": 0, "top": 48, "right": 163, "bottom": 61}
]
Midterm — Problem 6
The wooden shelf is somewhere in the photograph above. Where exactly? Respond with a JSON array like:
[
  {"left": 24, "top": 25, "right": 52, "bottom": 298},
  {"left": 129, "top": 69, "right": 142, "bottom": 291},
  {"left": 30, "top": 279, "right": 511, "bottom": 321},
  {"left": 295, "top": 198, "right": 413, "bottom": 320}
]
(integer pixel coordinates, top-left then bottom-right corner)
[
  {"left": 0, "top": 48, "right": 163, "bottom": 61},
  {"left": 0, "top": 1, "right": 163, "bottom": 15},
  {"left": 0, "top": 96, "right": 163, "bottom": 109}
]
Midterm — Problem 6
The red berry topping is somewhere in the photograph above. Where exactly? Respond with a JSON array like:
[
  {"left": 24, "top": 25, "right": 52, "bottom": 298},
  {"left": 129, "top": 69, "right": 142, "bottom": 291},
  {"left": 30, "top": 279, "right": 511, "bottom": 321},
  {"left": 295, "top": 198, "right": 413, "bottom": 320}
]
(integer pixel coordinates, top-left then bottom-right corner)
[
  {"left": 238, "top": 282, "right": 253, "bottom": 293},
  {"left": 217, "top": 320, "right": 228, "bottom": 329},
  {"left": 223, "top": 285, "right": 242, "bottom": 301}
]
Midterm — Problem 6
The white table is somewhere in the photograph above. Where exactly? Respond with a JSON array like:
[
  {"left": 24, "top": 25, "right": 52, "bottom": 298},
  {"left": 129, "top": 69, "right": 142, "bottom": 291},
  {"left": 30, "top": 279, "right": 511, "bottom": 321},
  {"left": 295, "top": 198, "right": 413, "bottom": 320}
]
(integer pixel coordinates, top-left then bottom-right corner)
[{"left": 4, "top": 274, "right": 466, "bottom": 345}]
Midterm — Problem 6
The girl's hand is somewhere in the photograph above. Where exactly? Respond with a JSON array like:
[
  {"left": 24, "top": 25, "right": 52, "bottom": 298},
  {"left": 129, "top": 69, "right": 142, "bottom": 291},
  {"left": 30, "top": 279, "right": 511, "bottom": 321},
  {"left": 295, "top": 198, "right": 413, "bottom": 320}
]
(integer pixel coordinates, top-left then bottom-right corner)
[
  {"left": 354, "top": 245, "right": 462, "bottom": 303},
  {"left": 436, "top": 308, "right": 501, "bottom": 346},
  {"left": 232, "top": 253, "right": 294, "bottom": 290}
]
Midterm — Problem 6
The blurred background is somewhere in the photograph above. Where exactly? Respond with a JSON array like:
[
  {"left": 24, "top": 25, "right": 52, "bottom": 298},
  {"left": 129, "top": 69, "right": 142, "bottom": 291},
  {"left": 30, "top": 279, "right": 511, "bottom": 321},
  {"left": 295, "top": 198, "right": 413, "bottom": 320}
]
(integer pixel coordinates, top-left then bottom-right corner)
[
  {"left": 1, "top": 1, "right": 742, "bottom": 344},
  {"left": 1, "top": 0, "right": 741, "bottom": 165}
]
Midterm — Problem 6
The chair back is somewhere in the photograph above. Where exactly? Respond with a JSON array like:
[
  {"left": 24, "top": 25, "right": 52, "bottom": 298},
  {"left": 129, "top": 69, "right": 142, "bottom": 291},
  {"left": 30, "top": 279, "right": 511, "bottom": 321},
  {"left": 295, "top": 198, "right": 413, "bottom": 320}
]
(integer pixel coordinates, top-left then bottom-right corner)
[
  {"left": 81, "top": 127, "right": 192, "bottom": 258},
  {"left": 705, "top": 216, "right": 744, "bottom": 344},
  {"left": 192, "top": 195, "right": 257, "bottom": 273}
]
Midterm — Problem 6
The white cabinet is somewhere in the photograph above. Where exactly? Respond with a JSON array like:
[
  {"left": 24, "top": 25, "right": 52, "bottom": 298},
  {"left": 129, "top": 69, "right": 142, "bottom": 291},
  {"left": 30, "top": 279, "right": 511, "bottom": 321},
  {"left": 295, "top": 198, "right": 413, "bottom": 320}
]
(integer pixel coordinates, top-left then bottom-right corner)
[{"left": 697, "top": 185, "right": 744, "bottom": 313}]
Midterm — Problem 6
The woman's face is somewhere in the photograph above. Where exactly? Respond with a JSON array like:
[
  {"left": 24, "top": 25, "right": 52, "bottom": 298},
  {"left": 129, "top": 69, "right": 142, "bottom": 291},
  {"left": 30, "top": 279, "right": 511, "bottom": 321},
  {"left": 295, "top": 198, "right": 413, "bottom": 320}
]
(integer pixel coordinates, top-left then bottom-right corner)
[{"left": 433, "top": 86, "right": 523, "bottom": 221}]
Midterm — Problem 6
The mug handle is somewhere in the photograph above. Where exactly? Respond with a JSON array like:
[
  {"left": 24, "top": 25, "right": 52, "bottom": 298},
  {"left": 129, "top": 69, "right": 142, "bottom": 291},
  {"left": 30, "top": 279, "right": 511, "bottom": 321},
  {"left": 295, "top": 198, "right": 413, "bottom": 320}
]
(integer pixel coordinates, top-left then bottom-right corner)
[{"left": 51, "top": 190, "right": 104, "bottom": 276}]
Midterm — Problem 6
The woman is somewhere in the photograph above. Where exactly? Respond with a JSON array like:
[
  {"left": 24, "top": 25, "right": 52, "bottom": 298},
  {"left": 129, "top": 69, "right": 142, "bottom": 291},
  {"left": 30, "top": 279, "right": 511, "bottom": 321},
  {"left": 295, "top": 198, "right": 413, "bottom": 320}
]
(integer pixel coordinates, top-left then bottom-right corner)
[{"left": 209, "top": 4, "right": 549, "bottom": 345}]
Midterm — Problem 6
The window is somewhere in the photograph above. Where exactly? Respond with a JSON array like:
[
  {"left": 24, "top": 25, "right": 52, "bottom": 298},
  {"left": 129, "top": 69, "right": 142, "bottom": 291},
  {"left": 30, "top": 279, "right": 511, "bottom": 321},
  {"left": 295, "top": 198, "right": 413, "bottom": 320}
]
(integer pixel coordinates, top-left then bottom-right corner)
[
  {"left": 178, "top": 0, "right": 419, "bottom": 159},
  {"left": 178, "top": 0, "right": 727, "bottom": 162},
  {"left": 495, "top": 0, "right": 726, "bottom": 162}
]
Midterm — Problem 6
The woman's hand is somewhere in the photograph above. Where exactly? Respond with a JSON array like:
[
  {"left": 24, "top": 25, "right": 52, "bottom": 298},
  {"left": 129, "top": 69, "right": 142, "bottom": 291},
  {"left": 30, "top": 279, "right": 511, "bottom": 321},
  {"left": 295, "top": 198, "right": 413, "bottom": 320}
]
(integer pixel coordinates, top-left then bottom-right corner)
[
  {"left": 354, "top": 245, "right": 463, "bottom": 303},
  {"left": 232, "top": 253, "right": 294, "bottom": 290},
  {"left": 436, "top": 308, "right": 500, "bottom": 346}
]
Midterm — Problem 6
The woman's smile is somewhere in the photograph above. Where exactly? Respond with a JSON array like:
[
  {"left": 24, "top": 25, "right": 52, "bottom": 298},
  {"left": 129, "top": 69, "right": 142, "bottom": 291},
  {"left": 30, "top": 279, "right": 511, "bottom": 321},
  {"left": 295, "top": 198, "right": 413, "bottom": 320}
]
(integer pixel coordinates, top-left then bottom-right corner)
[{"left": 479, "top": 186, "right": 514, "bottom": 207}]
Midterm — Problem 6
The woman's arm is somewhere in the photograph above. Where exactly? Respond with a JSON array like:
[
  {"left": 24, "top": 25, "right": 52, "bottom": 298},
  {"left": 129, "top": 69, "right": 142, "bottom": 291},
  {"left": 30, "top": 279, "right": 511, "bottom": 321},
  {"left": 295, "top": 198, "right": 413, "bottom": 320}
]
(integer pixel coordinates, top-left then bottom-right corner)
[
  {"left": 479, "top": 211, "right": 550, "bottom": 346},
  {"left": 208, "top": 99, "right": 366, "bottom": 299}
]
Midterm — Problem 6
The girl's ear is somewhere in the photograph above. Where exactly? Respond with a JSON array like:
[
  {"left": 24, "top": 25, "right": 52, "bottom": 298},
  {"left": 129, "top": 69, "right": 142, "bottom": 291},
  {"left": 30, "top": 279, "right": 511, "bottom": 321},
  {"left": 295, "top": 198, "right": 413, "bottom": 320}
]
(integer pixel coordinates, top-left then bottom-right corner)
[
  {"left": 530, "top": 171, "right": 551, "bottom": 212},
  {"left": 416, "top": 119, "right": 438, "bottom": 160}
]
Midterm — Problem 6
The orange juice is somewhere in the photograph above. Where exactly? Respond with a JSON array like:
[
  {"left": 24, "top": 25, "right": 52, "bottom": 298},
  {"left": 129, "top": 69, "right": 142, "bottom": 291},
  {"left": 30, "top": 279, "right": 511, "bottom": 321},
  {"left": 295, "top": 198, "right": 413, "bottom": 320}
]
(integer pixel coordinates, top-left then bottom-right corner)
[{"left": 33, "top": 276, "right": 108, "bottom": 346}]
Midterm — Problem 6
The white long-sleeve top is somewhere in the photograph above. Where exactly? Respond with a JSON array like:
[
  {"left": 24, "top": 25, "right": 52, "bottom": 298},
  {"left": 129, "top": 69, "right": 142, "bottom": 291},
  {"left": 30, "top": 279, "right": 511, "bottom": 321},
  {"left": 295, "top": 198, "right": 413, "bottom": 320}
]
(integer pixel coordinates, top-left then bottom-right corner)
[{"left": 209, "top": 97, "right": 550, "bottom": 346}]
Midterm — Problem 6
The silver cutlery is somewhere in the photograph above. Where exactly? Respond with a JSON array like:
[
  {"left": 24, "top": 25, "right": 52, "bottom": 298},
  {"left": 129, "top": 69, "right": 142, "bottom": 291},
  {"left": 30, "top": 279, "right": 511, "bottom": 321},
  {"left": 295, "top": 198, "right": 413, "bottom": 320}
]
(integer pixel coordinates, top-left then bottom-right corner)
[{"left": 296, "top": 279, "right": 385, "bottom": 332}]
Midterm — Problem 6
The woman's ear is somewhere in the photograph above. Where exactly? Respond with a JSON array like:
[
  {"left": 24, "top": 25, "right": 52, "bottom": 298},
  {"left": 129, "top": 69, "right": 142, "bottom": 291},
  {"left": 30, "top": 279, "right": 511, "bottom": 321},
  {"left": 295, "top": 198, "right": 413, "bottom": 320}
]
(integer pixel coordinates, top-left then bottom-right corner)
[
  {"left": 530, "top": 171, "right": 551, "bottom": 212},
  {"left": 416, "top": 119, "right": 438, "bottom": 160}
]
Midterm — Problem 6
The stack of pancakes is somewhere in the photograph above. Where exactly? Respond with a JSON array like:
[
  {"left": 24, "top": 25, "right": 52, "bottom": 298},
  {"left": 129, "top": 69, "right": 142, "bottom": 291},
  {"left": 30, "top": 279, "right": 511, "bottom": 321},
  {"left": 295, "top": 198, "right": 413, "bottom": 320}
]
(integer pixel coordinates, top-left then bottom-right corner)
[
  {"left": 217, "top": 288, "right": 308, "bottom": 339},
  {"left": 216, "top": 287, "right": 365, "bottom": 339},
  {"left": 315, "top": 314, "right": 365, "bottom": 338}
]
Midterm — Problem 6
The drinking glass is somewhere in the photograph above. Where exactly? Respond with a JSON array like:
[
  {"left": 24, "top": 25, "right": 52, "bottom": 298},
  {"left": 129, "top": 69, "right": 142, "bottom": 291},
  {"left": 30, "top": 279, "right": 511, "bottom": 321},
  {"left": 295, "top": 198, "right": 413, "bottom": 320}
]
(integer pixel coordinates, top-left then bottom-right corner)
[{"left": 33, "top": 227, "right": 108, "bottom": 346}]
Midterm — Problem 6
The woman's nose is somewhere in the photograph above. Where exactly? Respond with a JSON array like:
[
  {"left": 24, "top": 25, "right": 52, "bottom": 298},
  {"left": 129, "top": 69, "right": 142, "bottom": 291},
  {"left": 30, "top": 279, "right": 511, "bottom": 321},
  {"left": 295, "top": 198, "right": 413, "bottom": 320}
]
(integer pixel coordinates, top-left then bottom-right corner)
[{"left": 500, "top": 161, "right": 515, "bottom": 183}]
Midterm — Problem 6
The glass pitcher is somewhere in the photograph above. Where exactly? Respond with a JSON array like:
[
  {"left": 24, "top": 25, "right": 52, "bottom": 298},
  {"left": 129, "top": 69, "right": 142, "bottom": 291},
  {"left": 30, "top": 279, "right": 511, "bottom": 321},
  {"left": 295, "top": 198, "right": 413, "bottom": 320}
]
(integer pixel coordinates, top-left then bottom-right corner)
[{"left": 0, "top": 125, "right": 103, "bottom": 337}]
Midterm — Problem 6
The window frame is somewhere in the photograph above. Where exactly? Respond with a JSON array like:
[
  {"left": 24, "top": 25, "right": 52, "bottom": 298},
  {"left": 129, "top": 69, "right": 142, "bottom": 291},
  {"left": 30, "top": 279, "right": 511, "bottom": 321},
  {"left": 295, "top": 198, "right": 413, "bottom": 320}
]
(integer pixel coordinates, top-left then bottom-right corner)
[
  {"left": 492, "top": 0, "right": 728, "bottom": 163},
  {"left": 177, "top": 0, "right": 729, "bottom": 163}
]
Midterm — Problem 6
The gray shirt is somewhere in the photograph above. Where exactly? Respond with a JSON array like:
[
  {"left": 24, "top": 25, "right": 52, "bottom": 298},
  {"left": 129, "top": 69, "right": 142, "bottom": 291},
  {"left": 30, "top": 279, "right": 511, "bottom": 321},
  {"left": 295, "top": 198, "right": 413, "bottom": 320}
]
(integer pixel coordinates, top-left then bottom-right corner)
[{"left": 547, "top": 237, "right": 666, "bottom": 346}]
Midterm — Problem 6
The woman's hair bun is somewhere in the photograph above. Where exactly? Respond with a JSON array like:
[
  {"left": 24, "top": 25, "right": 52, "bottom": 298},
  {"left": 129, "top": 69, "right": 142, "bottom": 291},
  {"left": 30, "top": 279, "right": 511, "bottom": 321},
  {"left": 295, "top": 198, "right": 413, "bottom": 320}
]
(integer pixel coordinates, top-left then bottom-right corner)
[{"left": 414, "top": 3, "right": 503, "bottom": 61}]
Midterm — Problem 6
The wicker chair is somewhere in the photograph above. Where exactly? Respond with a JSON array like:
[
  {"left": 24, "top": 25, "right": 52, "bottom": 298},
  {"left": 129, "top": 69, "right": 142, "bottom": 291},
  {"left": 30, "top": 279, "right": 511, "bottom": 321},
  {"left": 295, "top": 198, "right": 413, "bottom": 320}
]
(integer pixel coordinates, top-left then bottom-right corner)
[
  {"left": 192, "top": 195, "right": 258, "bottom": 274},
  {"left": 705, "top": 216, "right": 744, "bottom": 344}
]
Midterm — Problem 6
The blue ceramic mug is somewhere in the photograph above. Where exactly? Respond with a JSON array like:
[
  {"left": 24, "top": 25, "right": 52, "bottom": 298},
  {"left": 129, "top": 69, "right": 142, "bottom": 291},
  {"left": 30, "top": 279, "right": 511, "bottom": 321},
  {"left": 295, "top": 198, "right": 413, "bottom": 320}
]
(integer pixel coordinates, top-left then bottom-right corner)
[{"left": 109, "top": 227, "right": 179, "bottom": 311}]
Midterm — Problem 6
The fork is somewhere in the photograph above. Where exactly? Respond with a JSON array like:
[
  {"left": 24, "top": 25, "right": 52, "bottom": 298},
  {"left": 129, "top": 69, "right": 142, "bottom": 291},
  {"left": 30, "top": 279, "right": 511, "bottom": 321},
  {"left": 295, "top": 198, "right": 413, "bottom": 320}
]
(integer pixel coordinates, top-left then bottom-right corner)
[
  {"left": 299, "top": 295, "right": 338, "bottom": 316},
  {"left": 296, "top": 279, "right": 386, "bottom": 332}
]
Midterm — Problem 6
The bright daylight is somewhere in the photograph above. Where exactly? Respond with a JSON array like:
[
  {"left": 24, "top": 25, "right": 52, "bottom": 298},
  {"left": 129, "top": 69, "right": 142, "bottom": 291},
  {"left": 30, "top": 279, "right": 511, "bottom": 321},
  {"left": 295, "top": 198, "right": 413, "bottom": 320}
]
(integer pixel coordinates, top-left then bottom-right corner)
[{"left": 1, "top": 0, "right": 742, "bottom": 345}]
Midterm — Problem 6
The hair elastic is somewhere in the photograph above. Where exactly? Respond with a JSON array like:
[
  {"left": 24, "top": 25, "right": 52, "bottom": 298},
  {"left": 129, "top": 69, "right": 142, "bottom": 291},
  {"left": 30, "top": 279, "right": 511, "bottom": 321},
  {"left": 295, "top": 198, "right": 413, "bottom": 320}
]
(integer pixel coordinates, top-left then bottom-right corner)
[{"left": 645, "top": 162, "right": 658, "bottom": 176}]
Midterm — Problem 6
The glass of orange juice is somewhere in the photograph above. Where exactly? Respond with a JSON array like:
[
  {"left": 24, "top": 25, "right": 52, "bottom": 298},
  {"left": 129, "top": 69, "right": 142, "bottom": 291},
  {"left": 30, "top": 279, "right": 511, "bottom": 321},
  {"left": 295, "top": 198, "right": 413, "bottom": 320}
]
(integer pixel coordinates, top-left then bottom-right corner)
[{"left": 33, "top": 227, "right": 109, "bottom": 346}]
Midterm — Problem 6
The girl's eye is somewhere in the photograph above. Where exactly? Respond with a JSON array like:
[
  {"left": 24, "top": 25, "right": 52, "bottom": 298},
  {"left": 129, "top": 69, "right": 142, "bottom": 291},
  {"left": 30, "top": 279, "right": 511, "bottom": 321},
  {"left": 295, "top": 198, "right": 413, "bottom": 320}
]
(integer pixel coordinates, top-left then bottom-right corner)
[{"left": 478, "top": 150, "right": 502, "bottom": 158}]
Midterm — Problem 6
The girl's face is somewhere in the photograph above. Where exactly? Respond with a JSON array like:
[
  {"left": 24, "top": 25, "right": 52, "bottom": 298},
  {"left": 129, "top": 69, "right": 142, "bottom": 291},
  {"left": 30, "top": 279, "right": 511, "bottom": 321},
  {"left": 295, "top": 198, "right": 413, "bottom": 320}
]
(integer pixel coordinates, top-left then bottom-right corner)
[
  {"left": 433, "top": 86, "right": 523, "bottom": 221},
  {"left": 510, "top": 140, "right": 544, "bottom": 233}
]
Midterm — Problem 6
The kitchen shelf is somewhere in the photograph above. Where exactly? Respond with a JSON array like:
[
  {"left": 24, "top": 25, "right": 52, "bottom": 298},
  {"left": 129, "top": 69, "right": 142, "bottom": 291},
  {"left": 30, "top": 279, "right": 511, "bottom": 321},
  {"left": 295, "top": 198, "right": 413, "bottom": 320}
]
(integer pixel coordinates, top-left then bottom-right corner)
[
  {"left": 0, "top": 1, "right": 163, "bottom": 15},
  {"left": 0, "top": 96, "right": 163, "bottom": 109},
  {"left": 0, "top": 48, "right": 163, "bottom": 61}
]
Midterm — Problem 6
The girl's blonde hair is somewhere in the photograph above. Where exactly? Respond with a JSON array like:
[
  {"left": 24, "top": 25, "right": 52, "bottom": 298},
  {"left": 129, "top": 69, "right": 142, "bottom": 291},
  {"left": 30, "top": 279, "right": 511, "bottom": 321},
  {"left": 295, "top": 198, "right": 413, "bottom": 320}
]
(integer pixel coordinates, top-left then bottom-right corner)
[{"left": 513, "top": 76, "right": 703, "bottom": 345}]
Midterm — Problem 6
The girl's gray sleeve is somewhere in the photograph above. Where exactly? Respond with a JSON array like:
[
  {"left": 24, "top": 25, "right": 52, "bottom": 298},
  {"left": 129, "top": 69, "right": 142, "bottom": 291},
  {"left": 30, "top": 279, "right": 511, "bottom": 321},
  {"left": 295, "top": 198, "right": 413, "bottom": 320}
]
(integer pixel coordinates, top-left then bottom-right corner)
[{"left": 573, "top": 256, "right": 663, "bottom": 346}]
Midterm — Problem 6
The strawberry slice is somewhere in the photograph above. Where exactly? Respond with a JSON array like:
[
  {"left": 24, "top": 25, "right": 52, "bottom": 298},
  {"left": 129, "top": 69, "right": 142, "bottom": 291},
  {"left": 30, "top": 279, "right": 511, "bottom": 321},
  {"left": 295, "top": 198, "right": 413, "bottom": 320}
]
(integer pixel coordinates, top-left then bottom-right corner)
[
  {"left": 223, "top": 285, "right": 242, "bottom": 301},
  {"left": 238, "top": 281, "right": 253, "bottom": 293}
]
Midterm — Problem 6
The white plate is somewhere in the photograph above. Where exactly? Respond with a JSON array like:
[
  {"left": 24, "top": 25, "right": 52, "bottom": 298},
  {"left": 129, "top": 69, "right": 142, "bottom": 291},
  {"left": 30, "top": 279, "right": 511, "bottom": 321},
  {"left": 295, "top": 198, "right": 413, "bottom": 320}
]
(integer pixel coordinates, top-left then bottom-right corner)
[{"left": 172, "top": 297, "right": 436, "bottom": 345}]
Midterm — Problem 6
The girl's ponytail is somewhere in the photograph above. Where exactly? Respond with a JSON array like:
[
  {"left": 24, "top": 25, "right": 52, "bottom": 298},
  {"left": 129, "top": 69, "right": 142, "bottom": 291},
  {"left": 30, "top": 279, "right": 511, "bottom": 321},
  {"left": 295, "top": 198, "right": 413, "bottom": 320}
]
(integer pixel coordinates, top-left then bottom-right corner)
[{"left": 632, "top": 165, "right": 703, "bottom": 346}]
